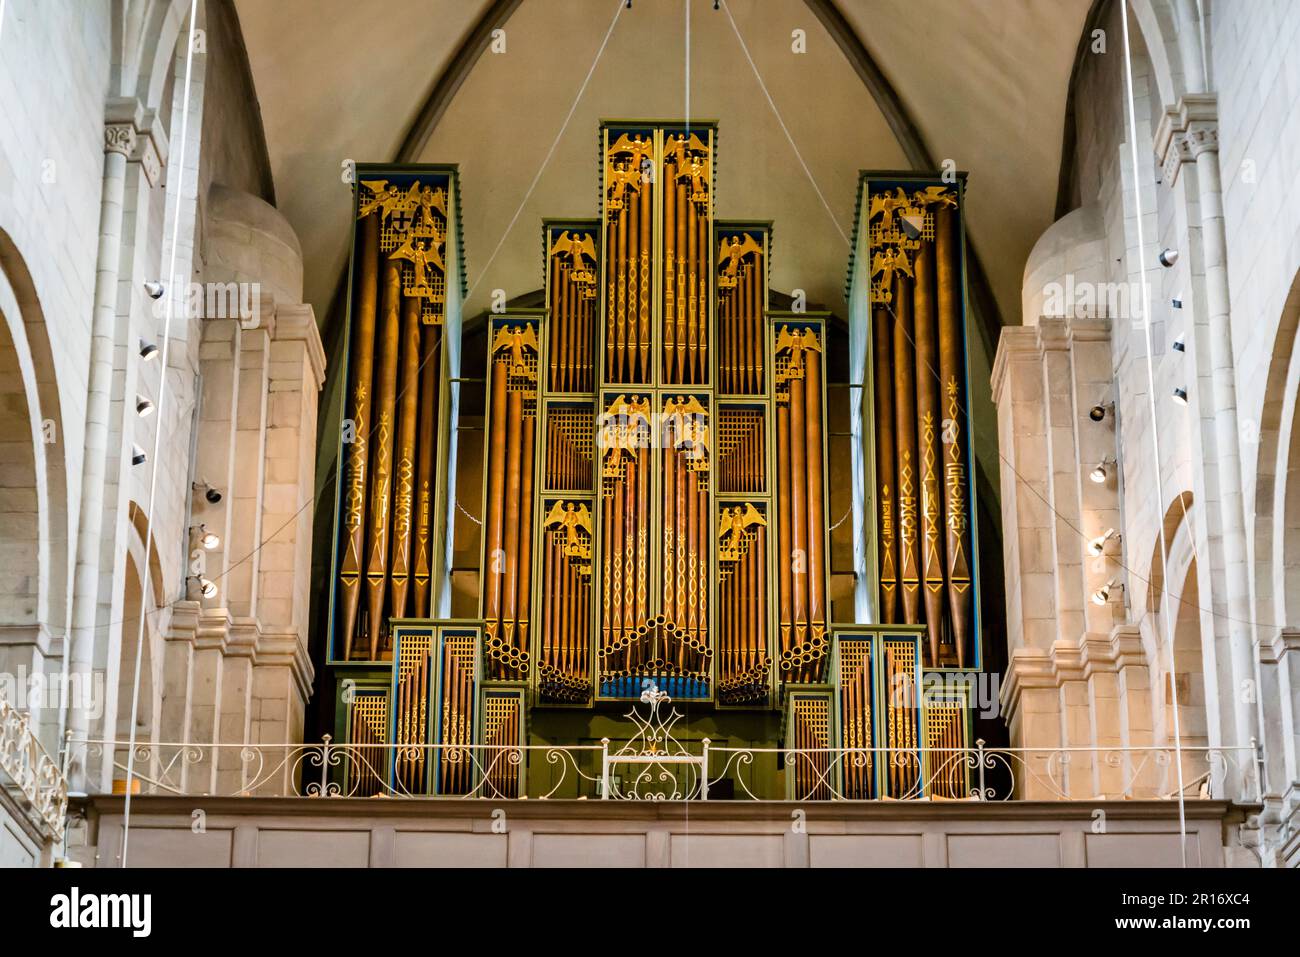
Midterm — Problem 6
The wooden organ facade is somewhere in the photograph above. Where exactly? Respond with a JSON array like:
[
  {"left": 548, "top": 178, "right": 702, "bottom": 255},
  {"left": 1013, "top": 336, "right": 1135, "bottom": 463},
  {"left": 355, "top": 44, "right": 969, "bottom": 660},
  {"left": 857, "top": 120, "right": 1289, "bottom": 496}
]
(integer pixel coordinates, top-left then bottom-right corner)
[{"left": 324, "top": 131, "right": 984, "bottom": 800}]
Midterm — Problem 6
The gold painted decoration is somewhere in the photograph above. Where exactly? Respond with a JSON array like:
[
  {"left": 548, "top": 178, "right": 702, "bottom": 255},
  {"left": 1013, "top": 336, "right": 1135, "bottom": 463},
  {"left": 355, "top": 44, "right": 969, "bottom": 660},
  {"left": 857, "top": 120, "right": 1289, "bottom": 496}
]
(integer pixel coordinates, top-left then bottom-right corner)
[
  {"left": 663, "top": 132, "right": 711, "bottom": 386},
  {"left": 717, "top": 503, "right": 769, "bottom": 704},
  {"left": 547, "top": 227, "right": 598, "bottom": 392},
  {"left": 345, "top": 690, "right": 388, "bottom": 797},
  {"left": 335, "top": 170, "right": 457, "bottom": 663},
  {"left": 538, "top": 499, "right": 593, "bottom": 702},
  {"left": 481, "top": 319, "right": 540, "bottom": 679},
  {"left": 717, "top": 231, "right": 765, "bottom": 394},
  {"left": 774, "top": 324, "right": 829, "bottom": 682},
  {"left": 359, "top": 178, "right": 450, "bottom": 325},
  {"left": 717, "top": 406, "right": 766, "bottom": 493},
  {"left": 863, "top": 180, "right": 975, "bottom": 669},
  {"left": 605, "top": 133, "right": 654, "bottom": 384}
]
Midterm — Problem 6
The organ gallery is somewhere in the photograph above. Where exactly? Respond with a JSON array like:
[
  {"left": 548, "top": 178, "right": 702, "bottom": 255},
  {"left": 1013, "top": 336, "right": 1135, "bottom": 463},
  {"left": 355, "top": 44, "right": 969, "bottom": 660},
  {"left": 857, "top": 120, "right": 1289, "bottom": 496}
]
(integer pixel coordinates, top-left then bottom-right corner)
[{"left": 325, "top": 122, "right": 984, "bottom": 799}]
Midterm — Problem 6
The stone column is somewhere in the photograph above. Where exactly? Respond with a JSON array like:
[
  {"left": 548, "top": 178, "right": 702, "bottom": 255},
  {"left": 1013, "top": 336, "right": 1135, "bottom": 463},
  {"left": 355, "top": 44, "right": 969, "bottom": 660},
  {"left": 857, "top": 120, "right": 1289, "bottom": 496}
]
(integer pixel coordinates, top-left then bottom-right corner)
[
  {"left": 67, "top": 99, "right": 165, "bottom": 790},
  {"left": 251, "top": 306, "right": 323, "bottom": 753},
  {"left": 993, "top": 327, "right": 1063, "bottom": 796},
  {"left": 1155, "top": 95, "right": 1258, "bottom": 798}
]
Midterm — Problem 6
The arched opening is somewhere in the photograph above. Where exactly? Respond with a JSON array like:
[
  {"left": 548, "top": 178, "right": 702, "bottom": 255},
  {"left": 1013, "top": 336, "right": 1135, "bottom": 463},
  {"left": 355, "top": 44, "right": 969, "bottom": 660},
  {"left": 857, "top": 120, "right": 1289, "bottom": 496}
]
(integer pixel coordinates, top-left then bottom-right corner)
[
  {"left": 0, "top": 228, "right": 70, "bottom": 748},
  {"left": 0, "top": 315, "right": 39, "bottom": 631}
]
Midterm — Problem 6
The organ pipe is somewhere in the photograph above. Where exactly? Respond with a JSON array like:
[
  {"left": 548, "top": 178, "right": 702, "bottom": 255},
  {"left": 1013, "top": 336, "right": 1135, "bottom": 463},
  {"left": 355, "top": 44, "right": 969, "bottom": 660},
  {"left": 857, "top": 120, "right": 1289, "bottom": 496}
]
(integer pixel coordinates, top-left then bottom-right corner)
[{"left": 335, "top": 174, "right": 453, "bottom": 661}]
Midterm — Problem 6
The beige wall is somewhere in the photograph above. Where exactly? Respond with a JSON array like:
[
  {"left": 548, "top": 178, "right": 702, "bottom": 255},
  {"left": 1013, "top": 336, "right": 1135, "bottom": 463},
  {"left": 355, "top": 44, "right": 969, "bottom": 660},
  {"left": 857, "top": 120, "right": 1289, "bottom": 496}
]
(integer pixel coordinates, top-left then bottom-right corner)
[{"left": 80, "top": 796, "right": 1252, "bottom": 868}]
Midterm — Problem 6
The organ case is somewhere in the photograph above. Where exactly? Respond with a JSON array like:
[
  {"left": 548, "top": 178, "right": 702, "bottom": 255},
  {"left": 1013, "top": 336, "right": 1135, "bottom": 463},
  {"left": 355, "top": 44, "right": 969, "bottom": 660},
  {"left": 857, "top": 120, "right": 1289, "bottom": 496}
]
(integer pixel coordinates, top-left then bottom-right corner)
[{"left": 848, "top": 173, "right": 982, "bottom": 672}]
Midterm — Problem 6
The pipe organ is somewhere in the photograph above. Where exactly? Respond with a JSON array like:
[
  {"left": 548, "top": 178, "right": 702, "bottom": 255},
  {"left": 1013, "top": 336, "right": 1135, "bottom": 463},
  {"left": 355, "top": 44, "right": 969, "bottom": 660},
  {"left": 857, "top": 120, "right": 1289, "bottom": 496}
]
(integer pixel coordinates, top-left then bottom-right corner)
[
  {"left": 330, "top": 166, "right": 463, "bottom": 663},
  {"left": 326, "top": 132, "right": 983, "bottom": 801},
  {"left": 849, "top": 175, "right": 980, "bottom": 673}
]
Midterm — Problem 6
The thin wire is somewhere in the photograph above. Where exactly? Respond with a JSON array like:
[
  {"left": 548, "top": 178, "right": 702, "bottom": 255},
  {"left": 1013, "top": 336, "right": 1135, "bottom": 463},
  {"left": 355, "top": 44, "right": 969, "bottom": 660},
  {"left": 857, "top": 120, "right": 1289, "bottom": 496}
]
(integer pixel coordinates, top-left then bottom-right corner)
[
  {"left": 465, "top": 0, "right": 626, "bottom": 303},
  {"left": 1120, "top": 0, "right": 1186, "bottom": 866},
  {"left": 684, "top": 0, "right": 691, "bottom": 132},
  {"left": 0, "top": 0, "right": 7, "bottom": 44},
  {"left": 121, "top": 0, "right": 199, "bottom": 868},
  {"left": 719, "top": 0, "right": 849, "bottom": 246}
]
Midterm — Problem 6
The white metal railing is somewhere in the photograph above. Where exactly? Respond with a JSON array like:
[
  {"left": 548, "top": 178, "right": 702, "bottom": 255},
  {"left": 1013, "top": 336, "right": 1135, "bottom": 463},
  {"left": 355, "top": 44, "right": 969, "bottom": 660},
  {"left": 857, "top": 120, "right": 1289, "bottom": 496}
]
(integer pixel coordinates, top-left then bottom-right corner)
[
  {"left": 68, "top": 681, "right": 1261, "bottom": 805},
  {"left": 0, "top": 692, "right": 68, "bottom": 840},
  {"left": 67, "top": 738, "right": 1261, "bottom": 805}
]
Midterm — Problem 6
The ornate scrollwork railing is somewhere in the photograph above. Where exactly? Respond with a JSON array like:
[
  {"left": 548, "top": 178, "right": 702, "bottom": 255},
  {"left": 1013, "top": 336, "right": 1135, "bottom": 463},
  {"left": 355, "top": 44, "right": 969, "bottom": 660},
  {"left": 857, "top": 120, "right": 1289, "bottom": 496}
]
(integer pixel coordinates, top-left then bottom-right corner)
[
  {"left": 0, "top": 693, "right": 68, "bottom": 840},
  {"left": 69, "top": 685, "right": 1260, "bottom": 804},
  {"left": 66, "top": 737, "right": 1261, "bottom": 805}
]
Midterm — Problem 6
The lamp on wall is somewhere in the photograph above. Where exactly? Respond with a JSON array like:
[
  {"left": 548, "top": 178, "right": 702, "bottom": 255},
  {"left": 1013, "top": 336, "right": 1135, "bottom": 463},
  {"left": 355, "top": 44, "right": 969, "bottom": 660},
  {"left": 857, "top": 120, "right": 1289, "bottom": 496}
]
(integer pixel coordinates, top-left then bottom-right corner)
[
  {"left": 192, "top": 480, "right": 223, "bottom": 505},
  {"left": 1087, "top": 527, "right": 1119, "bottom": 557},
  {"left": 1089, "top": 401, "right": 1114, "bottom": 423},
  {"left": 1158, "top": 248, "right": 1179, "bottom": 268},
  {"left": 1171, "top": 386, "right": 1189, "bottom": 406},
  {"left": 1091, "top": 578, "right": 1123, "bottom": 605},
  {"left": 187, "top": 575, "right": 218, "bottom": 600},
  {"left": 143, "top": 280, "right": 166, "bottom": 300},
  {"left": 1089, "top": 457, "right": 1115, "bottom": 484},
  {"left": 138, "top": 338, "right": 158, "bottom": 362},
  {"left": 135, "top": 394, "right": 155, "bottom": 417},
  {"left": 130, "top": 444, "right": 147, "bottom": 466},
  {"left": 189, "top": 524, "right": 220, "bottom": 550}
]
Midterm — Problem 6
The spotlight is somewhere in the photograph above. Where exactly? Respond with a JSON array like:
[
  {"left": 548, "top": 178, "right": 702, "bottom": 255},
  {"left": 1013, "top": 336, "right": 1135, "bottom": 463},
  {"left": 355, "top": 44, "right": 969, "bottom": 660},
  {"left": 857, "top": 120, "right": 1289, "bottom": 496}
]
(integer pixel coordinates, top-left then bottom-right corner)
[
  {"left": 1087, "top": 527, "right": 1118, "bottom": 557},
  {"left": 1158, "top": 248, "right": 1179, "bottom": 268},
  {"left": 143, "top": 280, "right": 166, "bottom": 300},
  {"left": 139, "top": 338, "right": 158, "bottom": 362},
  {"left": 1089, "top": 458, "right": 1114, "bottom": 484},
  {"left": 1172, "top": 386, "right": 1189, "bottom": 406},
  {"left": 130, "top": 444, "right": 147, "bottom": 466},
  {"left": 190, "top": 524, "right": 220, "bottom": 550},
  {"left": 192, "top": 480, "right": 223, "bottom": 505},
  {"left": 1171, "top": 297, "right": 1183, "bottom": 309},
  {"left": 188, "top": 575, "right": 218, "bottom": 599},
  {"left": 1089, "top": 401, "right": 1113, "bottom": 423},
  {"left": 1091, "top": 579, "right": 1122, "bottom": 606},
  {"left": 135, "top": 394, "right": 154, "bottom": 417},
  {"left": 1172, "top": 335, "right": 1186, "bottom": 352}
]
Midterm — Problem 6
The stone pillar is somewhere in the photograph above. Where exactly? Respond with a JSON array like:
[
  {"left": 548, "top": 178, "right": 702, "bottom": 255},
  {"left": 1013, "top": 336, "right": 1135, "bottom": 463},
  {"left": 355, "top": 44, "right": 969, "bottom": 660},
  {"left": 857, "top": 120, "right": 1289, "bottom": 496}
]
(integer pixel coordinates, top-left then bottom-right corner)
[
  {"left": 994, "top": 326, "right": 1062, "bottom": 797},
  {"left": 66, "top": 101, "right": 159, "bottom": 785},
  {"left": 1155, "top": 95, "right": 1258, "bottom": 798},
  {"left": 251, "top": 307, "right": 323, "bottom": 753}
]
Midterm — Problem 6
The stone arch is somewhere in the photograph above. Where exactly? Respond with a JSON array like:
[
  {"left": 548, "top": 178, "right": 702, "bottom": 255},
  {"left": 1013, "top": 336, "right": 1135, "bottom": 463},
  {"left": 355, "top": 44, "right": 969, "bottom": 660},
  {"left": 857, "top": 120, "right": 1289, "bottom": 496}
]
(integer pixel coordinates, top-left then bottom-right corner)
[
  {"left": 0, "top": 228, "right": 71, "bottom": 665},
  {"left": 106, "top": 502, "right": 168, "bottom": 789},
  {"left": 113, "top": 0, "right": 203, "bottom": 112},
  {"left": 1127, "top": 0, "right": 1203, "bottom": 105},
  {"left": 1253, "top": 268, "right": 1300, "bottom": 632},
  {"left": 1145, "top": 489, "right": 1195, "bottom": 614}
]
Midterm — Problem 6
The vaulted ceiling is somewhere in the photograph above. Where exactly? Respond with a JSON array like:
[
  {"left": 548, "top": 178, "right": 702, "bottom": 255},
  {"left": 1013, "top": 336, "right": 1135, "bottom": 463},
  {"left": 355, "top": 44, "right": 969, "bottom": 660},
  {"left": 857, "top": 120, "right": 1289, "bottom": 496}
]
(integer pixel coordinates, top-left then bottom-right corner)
[{"left": 234, "top": 0, "right": 1091, "bottom": 334}]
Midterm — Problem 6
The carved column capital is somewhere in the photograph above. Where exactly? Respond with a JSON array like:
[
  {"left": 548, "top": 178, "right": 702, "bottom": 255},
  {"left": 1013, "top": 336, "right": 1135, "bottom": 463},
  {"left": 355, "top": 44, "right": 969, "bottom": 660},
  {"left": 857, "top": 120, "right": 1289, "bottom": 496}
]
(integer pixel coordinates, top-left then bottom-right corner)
[
  {"left": 103, "top": 98, "right": 168, "bottom": 187},
  {"left": 103, "top": 123, "right": 137, "bottom": 157},
  {"left": 1154, "top": 94, "right": 1219, "bottom": 187}
]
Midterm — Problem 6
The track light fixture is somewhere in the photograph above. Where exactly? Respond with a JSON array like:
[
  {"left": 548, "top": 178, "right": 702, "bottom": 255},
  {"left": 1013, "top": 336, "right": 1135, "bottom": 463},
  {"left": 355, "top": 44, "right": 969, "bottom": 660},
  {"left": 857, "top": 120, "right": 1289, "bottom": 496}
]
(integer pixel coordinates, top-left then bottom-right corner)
[
  {"left": 1087, "top": 527, "right": 1118, "bottom": 557},
  {"left": 130, "top": 444, "right": 147, "bottom": 466},
  {"left": 190, "top": 524, "right": 220, "bottom": 550},
  {"left": 1158, "top": 248, "right": 1179, "bottom": 268},
  {"left": 1092, "top": 578, "right": 1123, "bottom": 606},
  {"left": 192, "top": 480, "right": 223, "bottom": 505},
  {"left": 1171, "top": 386, "right": 1189, "bottom": 406},
  {"left": 139, "top": 338, "right": 158, "bottom": 362},
  {"left": 1089, "top": 401, "right": 1114, "bottom": 423},
  {"left": 1172, "top": 334, "right": 1186, "bottom": 352},
  {"left": 1089, "top": 457, "right": 1115, "bottom": 484},
  {"left": 135, "top": 394, "right": 154, "bottom": 417},
  {"left": 188, "top": 575, "right": 218, "bottom": 599},
  {"left": 143, "top": 280, "right": 165, "bottom": 300}
]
